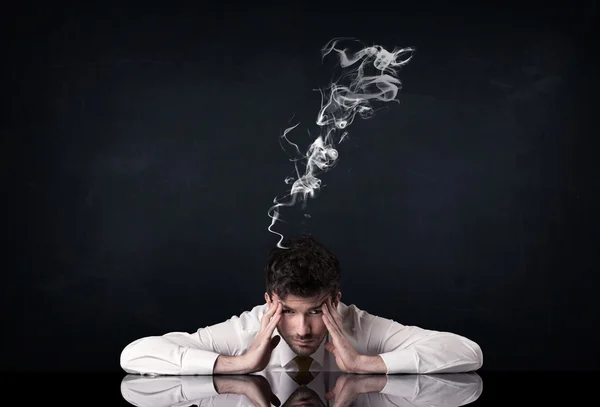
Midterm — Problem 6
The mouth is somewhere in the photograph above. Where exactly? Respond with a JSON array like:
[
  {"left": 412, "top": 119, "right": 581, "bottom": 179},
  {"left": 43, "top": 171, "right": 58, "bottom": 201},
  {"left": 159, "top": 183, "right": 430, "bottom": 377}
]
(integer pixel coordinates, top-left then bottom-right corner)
[{"left": 295, "top": 340, "right": 313, "bottom": 345}]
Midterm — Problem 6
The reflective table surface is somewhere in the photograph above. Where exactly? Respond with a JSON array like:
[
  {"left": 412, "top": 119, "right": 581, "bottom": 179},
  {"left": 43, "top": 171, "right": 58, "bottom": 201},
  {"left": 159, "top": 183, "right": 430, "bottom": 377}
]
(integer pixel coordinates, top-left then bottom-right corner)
[
  {"left": 4, "top": 371, "right": 584, "bottom": 406},
  {"left": 120, "top": 371, "right": 482, "bottom": 407}
]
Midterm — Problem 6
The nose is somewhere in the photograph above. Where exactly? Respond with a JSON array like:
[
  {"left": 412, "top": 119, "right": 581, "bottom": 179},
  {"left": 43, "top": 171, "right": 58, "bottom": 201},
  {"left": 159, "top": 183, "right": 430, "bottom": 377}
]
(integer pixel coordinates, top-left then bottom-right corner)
[{"left": 296, "top": 317, "right": 311, "bottom": 337}]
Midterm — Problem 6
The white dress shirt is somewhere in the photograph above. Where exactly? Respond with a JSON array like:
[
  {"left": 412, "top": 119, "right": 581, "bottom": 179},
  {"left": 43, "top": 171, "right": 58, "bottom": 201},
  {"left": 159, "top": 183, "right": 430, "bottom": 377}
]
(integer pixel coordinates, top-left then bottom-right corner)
[
  {"left": 120, "top": 372, "right": 483, "bottom": 407},
  {"left": 120, "top": 301, "right": 483, "bottom": 375}
]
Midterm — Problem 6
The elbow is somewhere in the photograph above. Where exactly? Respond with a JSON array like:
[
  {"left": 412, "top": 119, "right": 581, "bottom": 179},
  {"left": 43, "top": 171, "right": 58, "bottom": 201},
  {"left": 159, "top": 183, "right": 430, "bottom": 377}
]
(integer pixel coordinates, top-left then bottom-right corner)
[
  {"left": 469, "top": 340, "right": 484, "bottom": 370},
  {"left": 120, "top": 337, "right": 149, "bottom": 373},
  {"left": 120, "top": 341, "right": 135, "bottom": 373}
]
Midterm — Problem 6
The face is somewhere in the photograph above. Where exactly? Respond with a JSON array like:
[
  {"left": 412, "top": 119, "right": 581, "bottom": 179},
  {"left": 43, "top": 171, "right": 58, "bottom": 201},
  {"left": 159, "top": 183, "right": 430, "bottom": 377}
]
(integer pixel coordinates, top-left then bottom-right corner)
[
  {"left": 282, "top": 386, "right": 324, "bottom": 407},
  {"left": 265, "top": 290, "right": 341, "bottom": 356}
]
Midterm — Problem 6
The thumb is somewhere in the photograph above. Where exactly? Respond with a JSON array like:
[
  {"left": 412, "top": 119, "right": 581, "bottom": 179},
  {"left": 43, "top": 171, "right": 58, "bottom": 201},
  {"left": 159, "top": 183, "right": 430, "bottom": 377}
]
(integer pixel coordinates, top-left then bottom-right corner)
[
  {"left": 270, "top": 335, "right": 281, "bottom": 349},
  {"left": 324, "top": 342, "right": 335, "bottom": 353}
]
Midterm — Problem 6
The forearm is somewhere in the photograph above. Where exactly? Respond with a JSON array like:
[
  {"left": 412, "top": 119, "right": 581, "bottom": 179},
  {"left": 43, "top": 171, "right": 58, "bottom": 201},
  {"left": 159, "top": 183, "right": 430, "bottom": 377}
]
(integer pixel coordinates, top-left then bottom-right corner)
[
  {"left": 214, "top": 376, "right": 251, "bottom": 393},
  {"left": 120, "top": 336, "right": 221, "bottom": 375},
  {"left": 213, "top": 354, "right": 251, "bottom": 374},
  {"left": 356, "top": 355, "right": 388, "bottom": 374},
  {"left": 378, "top": 336, "right": 483, "bottom": 374},
  {"left": 376, "top": 374, "right": 483, "bottom": 402}
]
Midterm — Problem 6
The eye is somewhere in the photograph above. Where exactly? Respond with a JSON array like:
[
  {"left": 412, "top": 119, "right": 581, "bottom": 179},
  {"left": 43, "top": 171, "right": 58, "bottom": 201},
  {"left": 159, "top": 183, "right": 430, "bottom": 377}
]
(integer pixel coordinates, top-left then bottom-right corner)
[
  {"left": 310, "top": 310, "right": 323, "bottom": 314},
  {"left": 283, "top": 310, "right": 293, "bottom": 314}
]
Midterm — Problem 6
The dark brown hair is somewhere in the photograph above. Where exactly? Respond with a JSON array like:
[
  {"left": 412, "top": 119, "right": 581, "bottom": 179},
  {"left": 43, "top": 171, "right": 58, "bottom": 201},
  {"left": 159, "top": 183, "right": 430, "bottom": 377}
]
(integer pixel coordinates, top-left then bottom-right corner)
[{"left": 265, "top": 234, "right": 341, "bottom": 301}]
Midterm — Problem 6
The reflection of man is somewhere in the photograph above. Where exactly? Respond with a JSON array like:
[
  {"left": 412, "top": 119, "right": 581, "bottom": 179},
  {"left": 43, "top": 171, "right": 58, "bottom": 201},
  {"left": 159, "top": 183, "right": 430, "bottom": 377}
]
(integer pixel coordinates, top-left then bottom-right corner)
[
  {"left": 120, "top": 372, "right": 483, "bottom": 407},
  {"left": 121, "top": 235, "right": 483, "bottom": 376},
  {"left": 282, "top": 386, "right": 324, "bottom": 407}
]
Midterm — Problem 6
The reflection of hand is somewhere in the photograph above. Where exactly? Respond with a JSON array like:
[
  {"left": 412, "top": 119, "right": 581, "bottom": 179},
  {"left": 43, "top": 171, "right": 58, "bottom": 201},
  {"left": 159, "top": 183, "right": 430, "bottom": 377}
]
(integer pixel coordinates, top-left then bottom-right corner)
[
  {"left": 325, "top": 374, "right": 387, "bottom": 407},
  {"left": 214, "top": 375, "right": 280, "bottom": 407}
]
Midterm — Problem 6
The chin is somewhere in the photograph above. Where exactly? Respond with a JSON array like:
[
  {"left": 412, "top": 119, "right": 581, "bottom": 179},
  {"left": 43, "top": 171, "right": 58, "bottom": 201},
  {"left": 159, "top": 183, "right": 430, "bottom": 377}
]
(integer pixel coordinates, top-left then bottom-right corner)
[
  {"left": 293, "top": 342, "right": 321, "bottom": 356},
  {"left": 285, "top": 336, "right": 323, "bottom": 355},
  {"left": 294, "top": 347, "right": 317, "bottom": 356}
]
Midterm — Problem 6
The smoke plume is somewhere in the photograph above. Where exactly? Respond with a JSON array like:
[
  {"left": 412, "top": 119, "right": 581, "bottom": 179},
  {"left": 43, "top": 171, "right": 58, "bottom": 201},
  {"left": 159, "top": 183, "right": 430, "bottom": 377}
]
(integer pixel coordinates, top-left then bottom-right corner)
[{"left": 267, "top": 38, "right": 415, "bottom": 248}]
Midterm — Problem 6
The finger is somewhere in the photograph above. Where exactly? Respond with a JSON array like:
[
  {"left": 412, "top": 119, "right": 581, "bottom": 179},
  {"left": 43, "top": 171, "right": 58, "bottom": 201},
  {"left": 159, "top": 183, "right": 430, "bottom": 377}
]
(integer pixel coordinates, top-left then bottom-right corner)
[
  {"left": 327, "top": 376, "right": 345, "bottom": 402},
  {"left": 329, "top": 304, "right": 344, "bottom": 330},
  {"left": 261, "top": 300, "right": 279, "bottom": 329},
  {"left": 325, "top": 299, "right": 343, "bottom": 325},
  {"left": 322, "top": 309, "right": 342, "bottom": 339},
  {"left": 330, "top": 305, "right": 344, "bottom": 327},
  {"left": 267, "top": 299, "right": 279, "bottom": 315},
  {"left": 334, "top": 388, "right": 353, "bottom": 407},
  {"left": 266, "top": 302, "right": 282, "bottom": 332},
  {"left": 322, "top": 304, "right": 343, "bottom": 336},
  {"left": 323, "top": 307, "right": 339, "bottom": 331}
]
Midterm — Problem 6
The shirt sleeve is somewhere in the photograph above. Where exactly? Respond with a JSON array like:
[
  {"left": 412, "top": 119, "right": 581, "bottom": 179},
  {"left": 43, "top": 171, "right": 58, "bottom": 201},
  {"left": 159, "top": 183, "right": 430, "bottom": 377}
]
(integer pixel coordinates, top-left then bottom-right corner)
[
  {"left": 348, "top": 305, "right": 483, "bottom": 374},
  {"left": 120, "top": 375, "right": 253, "bottom": 407},
  {"left": 372, "top": 373, "right": 483, "bottom": 405},
  {"left": 120, "top": 307, "right": 263, "bottom": 375}
]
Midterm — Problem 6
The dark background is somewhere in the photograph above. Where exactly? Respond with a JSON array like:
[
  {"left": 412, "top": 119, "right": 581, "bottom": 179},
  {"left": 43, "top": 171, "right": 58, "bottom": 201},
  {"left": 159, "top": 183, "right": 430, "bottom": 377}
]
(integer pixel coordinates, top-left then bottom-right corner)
[{"left": 4, "top": 1, "right": 598, "bottom": 372}]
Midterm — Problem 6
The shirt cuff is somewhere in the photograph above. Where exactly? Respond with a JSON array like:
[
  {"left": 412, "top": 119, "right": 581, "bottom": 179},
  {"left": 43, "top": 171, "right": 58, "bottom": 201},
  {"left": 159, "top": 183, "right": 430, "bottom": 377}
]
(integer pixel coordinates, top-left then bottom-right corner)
[
  {"left": 181, "top": 348, "right": 221, "bottom": 375},
  {"left": 180, "top": 376, "right": 220, "bottom": 398},
  {"left": 378, "top": 348, "right": 417, "bottom": 374},
  {"left": 379, "top": 375, "right": 419, "bottom": 397}
]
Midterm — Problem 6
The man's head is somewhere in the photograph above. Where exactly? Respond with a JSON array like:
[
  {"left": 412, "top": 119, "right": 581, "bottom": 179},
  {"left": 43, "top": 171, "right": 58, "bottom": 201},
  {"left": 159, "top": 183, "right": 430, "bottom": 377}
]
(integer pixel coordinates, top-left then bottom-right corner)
[{"left": 264, "top": 235, "right": 342, "bottom": 356}]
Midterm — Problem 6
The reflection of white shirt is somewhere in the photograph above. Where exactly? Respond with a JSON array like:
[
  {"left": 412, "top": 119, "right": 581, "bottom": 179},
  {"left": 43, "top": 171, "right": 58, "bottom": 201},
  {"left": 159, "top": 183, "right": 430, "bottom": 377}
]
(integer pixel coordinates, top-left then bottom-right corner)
[
  {"left": 260, "top": 370, "right": 337, "bottom": 406},
  {"left": 120, "top": 373, "right": 484, "bottom": 407},
  {"left": 120, "top": 301, "right": 482, "bottom": 375}
]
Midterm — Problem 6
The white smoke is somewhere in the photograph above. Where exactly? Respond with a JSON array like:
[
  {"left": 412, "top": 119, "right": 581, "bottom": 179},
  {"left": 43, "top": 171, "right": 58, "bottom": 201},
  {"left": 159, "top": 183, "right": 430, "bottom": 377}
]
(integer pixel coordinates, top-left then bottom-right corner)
[{"left": 268, "top": 38, "right": 415, "bottom": 248}]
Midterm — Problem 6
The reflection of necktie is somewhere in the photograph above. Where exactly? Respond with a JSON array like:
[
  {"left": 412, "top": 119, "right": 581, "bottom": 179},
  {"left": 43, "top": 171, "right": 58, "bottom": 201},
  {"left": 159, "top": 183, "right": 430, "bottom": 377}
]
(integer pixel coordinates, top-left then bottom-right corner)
[{"left": 291, "top": 356, "right": 314, "bottom": 385}]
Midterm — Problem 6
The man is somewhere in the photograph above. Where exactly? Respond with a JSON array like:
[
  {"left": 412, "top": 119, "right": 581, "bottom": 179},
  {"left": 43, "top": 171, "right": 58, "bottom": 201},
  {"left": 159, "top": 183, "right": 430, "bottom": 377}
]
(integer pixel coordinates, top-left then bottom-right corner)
[{"left": 120, "top": 235, "right": 483, "bottom": 375}]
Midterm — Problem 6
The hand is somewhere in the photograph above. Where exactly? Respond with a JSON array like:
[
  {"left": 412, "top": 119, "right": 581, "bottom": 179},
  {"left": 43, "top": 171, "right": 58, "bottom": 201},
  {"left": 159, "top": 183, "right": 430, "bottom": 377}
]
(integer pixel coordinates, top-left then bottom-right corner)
[
  {"left": 325, "top": 374, "right": 388, "bottom": 407},
  {"left": 214, "top": 375, "right": 281, "bottom": 407},
  {"left": 322, "top": 298, "right": 361, "bottom": 373},
  {"left": 242, "top": 299, "right": 282, "bottom": 373}
]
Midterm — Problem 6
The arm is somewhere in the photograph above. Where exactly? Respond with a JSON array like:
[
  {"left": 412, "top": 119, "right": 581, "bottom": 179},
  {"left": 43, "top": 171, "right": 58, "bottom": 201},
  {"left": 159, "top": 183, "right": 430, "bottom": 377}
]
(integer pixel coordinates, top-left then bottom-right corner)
[
  {"left": 369, "top": 373, "right": 483, "bottom": 406},
  {"left": 347, "top": 305, "right": 483, "bottom": 374},
  {"left": 381, "top": 373, "right": 483, "bottom": 403},
  {"left": 120, "top": 309, "right": 260, "bottom": 375},
  {"left": 120, "top": 332, "right": 221, "bottom": 375},
  {"left": 376, "top": 323, "right": 483, "bottom": 374},
  {"left": 120, "top": 375, "right": 252, "bottom": 407}
]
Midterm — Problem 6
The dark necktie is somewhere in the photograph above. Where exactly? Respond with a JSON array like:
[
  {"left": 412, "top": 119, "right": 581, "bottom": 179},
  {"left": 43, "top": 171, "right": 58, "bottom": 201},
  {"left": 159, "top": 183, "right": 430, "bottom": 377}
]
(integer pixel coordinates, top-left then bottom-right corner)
[{"left": 291, "top": 355, "right": 314, "bottom": 385}]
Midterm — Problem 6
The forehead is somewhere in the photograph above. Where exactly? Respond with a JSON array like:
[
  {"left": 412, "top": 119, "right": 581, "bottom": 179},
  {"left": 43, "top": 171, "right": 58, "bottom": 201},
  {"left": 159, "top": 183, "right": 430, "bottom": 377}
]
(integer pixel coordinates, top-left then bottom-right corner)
[{"left": 276, "top": 293, "right": 329, "bottom": 308}]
